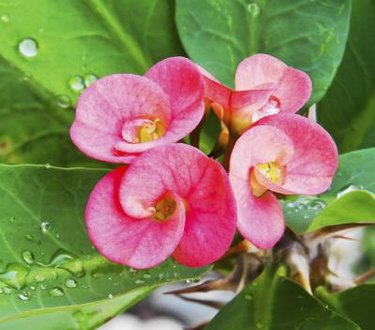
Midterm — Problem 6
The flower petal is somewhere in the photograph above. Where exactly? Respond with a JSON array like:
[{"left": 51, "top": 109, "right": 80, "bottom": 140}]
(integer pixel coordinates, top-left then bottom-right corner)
[
  {"left": 120, "top": 144, "right": 237, "bottom": 267},
  {"left": 85, "top": 167, "right": 186, "bottom": 269},
  {"left": 235, "top": 54, "right": 311, "bottom": 113},
  {"left": 255, "top": 114, "right": 338, "bottom": 195},
  {"left": 229, "top": 175, "right": 285, "bottom": 249},
  {"left": 70, "top": 74, "right": 170, "bottom": 163}
]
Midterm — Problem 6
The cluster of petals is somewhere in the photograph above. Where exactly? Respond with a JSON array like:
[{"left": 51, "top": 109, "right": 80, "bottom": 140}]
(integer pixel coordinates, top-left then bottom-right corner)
[{"left": 71, "top": 53, "right": 339, "bottom": 269}]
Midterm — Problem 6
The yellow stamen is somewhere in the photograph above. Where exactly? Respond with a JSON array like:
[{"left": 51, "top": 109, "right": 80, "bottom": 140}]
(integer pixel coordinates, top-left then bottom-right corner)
[
  {"left": 250, "top": 162, "right": 285, "bottom": 197},
  {"left": 153, "top": 197, "right": 177, "bottom": 222},
  {"left": 138, "top": 118, "right": 166, "bottom": 143}
]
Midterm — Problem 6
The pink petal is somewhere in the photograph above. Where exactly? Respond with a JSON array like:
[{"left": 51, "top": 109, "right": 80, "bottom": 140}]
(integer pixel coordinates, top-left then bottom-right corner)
[
  {"left": 85, "top": 167, "right": 186, "bottom": 269},
  {"left": 255, "top": 114, "right": 338, "bottom": 195},
  {"left": 229, "top": 175, "right": 285, "bottom": 249},
  {"left": 70, "top": 74, "right": 170, "bottom": 163},
  {"left": 235, "top": 54, "right": 311, "bottom": 113},
  {"left": 120, "top": 144, "right": 237, "bottom": 267}
]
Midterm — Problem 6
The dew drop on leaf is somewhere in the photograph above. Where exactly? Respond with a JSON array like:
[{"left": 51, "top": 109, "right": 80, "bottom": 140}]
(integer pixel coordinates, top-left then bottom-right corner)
[
  {"left": 22, "top": 250, "right": 35, "bottom": 265},
  {"left": 18, "top": 291, "right": 30, "bottom": 301},
  {"left": 84, "top": 74, "right": 98, "bottom": 87},
  {"left": 49, "top": 287, "right": 64, "bottom": 297},
  {"left": 40, "top": 221, "right": 50, "bottom": 233},
  {"left": 336, "top": 184, "right": 364, "bottom": 199},
  {"left": 18, "top": 38, "right": 38, "bottom": 58},
  {"left": 0, "top": 14, "right": 10, "bottom": 23},
  {"left": 108, "top": 293, "right": 113, "bottom": 299},
  {"left": 65, "top": 279, "right": 77, "bottom": 288},
  {"left": 56, "top": 95, "right": 71, "bottom": 109},
  {"left": 69, "top": 75, "right": 85, "bottom": 92}
]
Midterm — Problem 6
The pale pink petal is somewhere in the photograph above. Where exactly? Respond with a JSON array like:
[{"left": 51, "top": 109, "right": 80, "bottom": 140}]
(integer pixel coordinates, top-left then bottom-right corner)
[
  {"left": 120, "top": 144, "right": 237, "bottom": 267},
  {"left": 255, "top": 114, "right": 338, "bottom": 195},
  {"left": 229, "top": 175, "right": 285, "bottom": 249},
  {"left": 85, "top": 167, "right": 186, "bottom": 269},
  {"left": 230, "top": 125, "right": 294, "bottom": 180},
  {"left": 70, "top": 74, "right": 170, "bottom": 163},
  {"left": 235, "top": 54, "right": 311, "bottom": 113},
  {"left": 145, "top": 57, "right": 205, "bottom": 137}
]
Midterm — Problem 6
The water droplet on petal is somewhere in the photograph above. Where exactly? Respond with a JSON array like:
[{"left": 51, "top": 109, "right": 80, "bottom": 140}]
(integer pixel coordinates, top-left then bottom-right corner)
[
  {"left": 69, "top": 75, "right": 85, "bottom": 93},
  {"left": 18, "top": 38, "right": 38, "bottom": 58},
  {"left": 49, "top": 287, "right": 64, "bottom": 297},
  {"left": 22, "top": 251, "right": 35, "bottom": 265},
  {"left": 84, "top": 74, "right": 98, "bottom": 87}
]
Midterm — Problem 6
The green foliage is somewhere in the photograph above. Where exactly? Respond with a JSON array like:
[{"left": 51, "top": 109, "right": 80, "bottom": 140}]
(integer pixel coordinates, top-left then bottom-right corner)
[
  {"left": 0, "top": 165, "right": 207, "bottom": 329},
  {"left": 318, "top": 0, "right": 375, "bottom": 152},
  {"left": 283, "top": 148, "right": 375, "bottom": 233},
  {"left": 206, "top": 267, "right": 360, "bottom": 330},
  {"left": 176, "top": 0, "right": 351, "bottom": 104},
  {"left": 0, "top": 0, "right": 184, "bottom": 166}
]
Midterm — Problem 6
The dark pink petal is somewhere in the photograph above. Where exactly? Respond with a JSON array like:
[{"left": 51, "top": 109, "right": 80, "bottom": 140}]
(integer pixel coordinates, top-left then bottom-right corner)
[
  {"left": 230, "top": 175, "right": 285, "bottom": 249},
  {"left": 70, "top": 74, "right": 170, "bottom": 163},
  {"left": 255, "top": 114, "right": 338, "bottom": 195},
  {"left": 235, "top": 54, "right": 311, "bottom": 113},
  {"left": 120, "top": 144, "right": 237, "bottom": 267},
  {"left": 85, "top": 167, "right": 186, "bottom": 269}
]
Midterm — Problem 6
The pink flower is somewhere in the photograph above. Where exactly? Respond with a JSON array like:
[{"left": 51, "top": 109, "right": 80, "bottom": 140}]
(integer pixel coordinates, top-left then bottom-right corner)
[
  {"left": 70, "top": 57, "right": 205, "bottom": 163},
  {"left": 86, "top": 144, "right": 237, "bottom": 269},
  {"left": 229, "top": 114, "right": 338, "bottom": 249},
  {"left": 201, "top": 54, "right": 312, "bottom": 134}
]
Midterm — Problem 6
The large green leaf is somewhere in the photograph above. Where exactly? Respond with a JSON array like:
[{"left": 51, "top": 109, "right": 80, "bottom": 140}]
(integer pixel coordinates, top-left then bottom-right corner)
[
  {"left": 205, "top": 267, "right": 359, "bottom": 330},
  {"left": 318, "top": 0, "right": 375, "bottom": 152},
  {"left": 283, "top": 148, "right": 375, "bottom": 233},
  {"left": 176, "top": 0, "right": 351, "bottom": 104},
  {"left": 319, "top": 285, "right": 375, "bottom": 330},
  {"left": 0, "top": 0, "right": 184, "bottom": 166},
  {"left": 0, "top": 164, "right": 207, "bottom": 329}
]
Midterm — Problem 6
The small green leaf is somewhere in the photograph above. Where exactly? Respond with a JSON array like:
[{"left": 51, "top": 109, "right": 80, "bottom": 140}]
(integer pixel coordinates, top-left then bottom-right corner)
[
  {"left": 176, "top": 0, "right": 351, "bottom": 104},
  {"left": 284, "top": 148, "right": 375, "bottom": 233},
  {"left": 205, "top": 267, "right": 360, "bottom": 330},
  {"left": 199, "top": 110, "right": 222, "bottom": 155},
  {"left": 0, "top": 165, "right": 207, "bottom": 328}
]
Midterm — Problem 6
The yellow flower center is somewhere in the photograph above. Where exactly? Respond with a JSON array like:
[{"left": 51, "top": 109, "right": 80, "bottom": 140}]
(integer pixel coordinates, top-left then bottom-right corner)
[
  {"left": 250, "top": 161, "right": 285, "bottom": 197},
  {"left": 138, "top": 118, "right": 166, "bottom": 143},
  {"left": 153, "top": 197, "right": 177, "bottom": 222}
]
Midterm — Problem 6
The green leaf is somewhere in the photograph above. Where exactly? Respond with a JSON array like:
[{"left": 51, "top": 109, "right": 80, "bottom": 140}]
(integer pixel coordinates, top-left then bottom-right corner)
[
  {"left": 0, "top": 164, "right": 207, "bottom": 329},
  {"left": 205, "top": 267, "right": 359, "bottom": 330},
  {"left": 319, "top": 285, "right": 375, "bottom": 330},
  {"left": 318, "top": 0, "right": 375, "bottom": 152},
  {"left": 0, "top": 0, "right": 184, "bottom": 166},
  {"left": 176, "top": 0, "right": 351, "bottom": 104},
  {"left": 283, "top": 148, "right": 375, "bottom": 233},
  {"left": 199, "top": 110, "right": 222, "bottom": 155}
]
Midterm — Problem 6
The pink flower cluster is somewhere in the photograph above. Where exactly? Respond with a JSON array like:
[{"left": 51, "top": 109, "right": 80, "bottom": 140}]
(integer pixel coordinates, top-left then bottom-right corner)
[{"left": 71, "top": 54, "right": 338, "bottom": 269}]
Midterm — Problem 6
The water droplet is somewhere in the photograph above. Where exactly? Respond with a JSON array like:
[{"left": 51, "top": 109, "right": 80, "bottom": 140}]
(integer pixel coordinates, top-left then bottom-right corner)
[
  {"left": 3, "top": 287, "right": 12, "bottom": 295},
  {"left": 185, "top": 279, "right": 192, "bottom": 284},
  {"left": 56, "top": 233, "right": 60, "bottom": 239},
  {"left": 143, "top": 273, "right": 152, "bottom": 279},
  {"left": 244, "top": 293, "right": 253, "bottom": 300},
  {"left": 1, "top": 14, "right": 10, "bottom": 23},
  {"left": 40, "top": 283, "right": 47, "bottom": 290},
  {"left": 256, "top": 321, "right": 263, "bottom": 329},
  {"left": 84, "top": 74, "right": 97, "bottom": 87},
  {"left": 22, "top": 251, "right": 35, "bottom": 265},
  {"left": 0, "top": 264, "right": 27, "bottom": 289},
  {"left": 49, "top": 287, "right": 64, "bottom": 297},
  {"left": 135, "top": 279, "right": 144, "bottom": 285},
  {"left": 40, "top": 221, "right": 50, "bottom": 233},
  {"left": 69, "top": 75, "right": 85, "bottom": 93},
  {"left": 9, "top": 216, "right": 15, "bottom": 223},
  {"left": 56, "top": 95, "right": 71, "bottom": 109},
  {"left": 45, "top": 163, "right": 51, "bottom": 169},
  {"left": 247, "top": 3, "right": 260, "bottom": 16},
  {"left": 18, "top": 38, "right": 38, "bottom": 58},
  {"left": 336, "top": 184, "right": 363, "bottom": 199},
  {"left": 34, "top": 275, "right": 45, "bottom": 283},
  {"left": 65, "top": 279, "right": 77, "bottom": 288},
  {"left": 192, "top": 277, "right": 201, "bottom": 283},
  {"left": 108, "top": 293, "right": 113, "bottom": 299},
  {"left": 25, "top": 234, "right": 33, "bottom": 241},
  {"left": 18, "top": 291, "right": 30, "bottom": 301}
]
